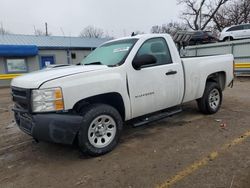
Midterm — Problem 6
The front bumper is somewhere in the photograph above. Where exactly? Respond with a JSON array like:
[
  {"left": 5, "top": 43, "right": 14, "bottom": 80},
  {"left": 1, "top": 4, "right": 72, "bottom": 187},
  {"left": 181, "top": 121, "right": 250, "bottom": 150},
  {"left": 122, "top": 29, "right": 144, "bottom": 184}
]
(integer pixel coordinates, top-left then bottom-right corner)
[{"left": 13, "top": 108, "right": 83, "bottom": 145}]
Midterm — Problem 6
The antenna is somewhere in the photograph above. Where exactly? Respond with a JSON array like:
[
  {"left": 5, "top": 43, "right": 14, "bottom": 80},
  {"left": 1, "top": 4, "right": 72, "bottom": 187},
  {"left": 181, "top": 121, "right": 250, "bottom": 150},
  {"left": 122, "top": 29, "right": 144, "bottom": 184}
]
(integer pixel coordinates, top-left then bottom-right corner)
[
  {"left": 67, "top": 32, "right": 72, "bottom": 65},
  {"left": 45, "top": 22, "right": 48, "bottom": 36},
  {"left": 60, "top": 27, "right": 65, "bottom": 37},
  {"left": 1, "top": 22, "right": 4, "bottom": 35}
]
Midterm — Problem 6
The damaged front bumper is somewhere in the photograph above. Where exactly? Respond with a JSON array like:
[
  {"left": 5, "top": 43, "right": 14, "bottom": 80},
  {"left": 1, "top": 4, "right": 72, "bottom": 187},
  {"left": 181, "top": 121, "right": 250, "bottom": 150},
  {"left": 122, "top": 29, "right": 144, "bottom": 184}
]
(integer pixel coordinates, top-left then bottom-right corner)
[{"left": 13, "top": 108, "right": 83, "bottom": 145}]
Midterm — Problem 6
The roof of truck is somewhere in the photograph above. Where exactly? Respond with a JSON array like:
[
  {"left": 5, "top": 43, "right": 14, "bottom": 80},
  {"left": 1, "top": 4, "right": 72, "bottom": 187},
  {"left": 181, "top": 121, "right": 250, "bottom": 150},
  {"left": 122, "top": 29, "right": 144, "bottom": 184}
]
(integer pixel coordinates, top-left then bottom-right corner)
[{"left": 101, "top": 34, "right": 171, "bottom": 45}]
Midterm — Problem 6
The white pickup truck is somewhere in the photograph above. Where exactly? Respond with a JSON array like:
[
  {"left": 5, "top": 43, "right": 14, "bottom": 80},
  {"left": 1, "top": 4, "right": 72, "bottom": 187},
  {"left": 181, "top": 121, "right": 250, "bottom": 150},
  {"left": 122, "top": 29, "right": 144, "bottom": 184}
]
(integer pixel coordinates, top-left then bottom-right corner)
[{"left": 11, "top": 34, "right": 234, "bottom": 156}]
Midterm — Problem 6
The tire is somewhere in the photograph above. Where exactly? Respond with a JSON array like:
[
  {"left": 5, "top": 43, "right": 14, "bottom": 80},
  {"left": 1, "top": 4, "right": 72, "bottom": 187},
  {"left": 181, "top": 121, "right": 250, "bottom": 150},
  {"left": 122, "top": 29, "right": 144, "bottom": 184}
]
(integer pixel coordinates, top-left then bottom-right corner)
[
  {"left": 223, "top": 37, "right": 233, "bottom": 42},
  {"left": 78, "top": 104, "right": 123, "bottom": 156},
  {"left": 197, "top": 82, "right": 222, "bottom": 114}
]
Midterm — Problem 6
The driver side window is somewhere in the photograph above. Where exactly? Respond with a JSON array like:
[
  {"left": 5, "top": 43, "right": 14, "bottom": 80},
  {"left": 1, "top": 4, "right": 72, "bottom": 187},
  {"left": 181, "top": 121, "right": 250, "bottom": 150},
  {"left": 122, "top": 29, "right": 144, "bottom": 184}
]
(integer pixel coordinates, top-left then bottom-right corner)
[{"left": 136, "top": 38, "right": 172, "bottom": 67}]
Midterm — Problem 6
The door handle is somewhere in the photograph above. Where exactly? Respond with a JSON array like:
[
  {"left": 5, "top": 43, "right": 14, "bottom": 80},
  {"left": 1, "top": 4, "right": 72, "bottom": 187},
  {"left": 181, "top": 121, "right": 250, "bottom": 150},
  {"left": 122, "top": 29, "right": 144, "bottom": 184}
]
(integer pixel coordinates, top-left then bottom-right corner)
[{"left": 166, "top": 70, "right": 177, "bottom": 75}]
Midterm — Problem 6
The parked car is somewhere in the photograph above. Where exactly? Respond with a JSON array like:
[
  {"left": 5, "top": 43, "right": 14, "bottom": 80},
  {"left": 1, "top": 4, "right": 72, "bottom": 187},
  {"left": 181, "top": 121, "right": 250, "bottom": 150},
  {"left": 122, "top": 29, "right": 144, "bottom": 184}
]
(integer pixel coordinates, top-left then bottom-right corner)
[
  {"left": 11, "top": 34, "right": 234, "bottom": 156},
  {"left": 219, "top": 24, "right": 250, "bottom": 41},
  {"left": 189, "top": 31, "right": 217, "bottom": 45}
]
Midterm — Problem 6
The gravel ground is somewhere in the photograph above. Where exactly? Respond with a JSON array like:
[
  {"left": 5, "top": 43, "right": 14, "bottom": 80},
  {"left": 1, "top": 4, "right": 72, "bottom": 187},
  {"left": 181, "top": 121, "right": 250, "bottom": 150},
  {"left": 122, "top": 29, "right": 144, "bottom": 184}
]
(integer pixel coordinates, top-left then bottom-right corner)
[{"left": 0, "top": 77, "right": 250, "bottom": 188}]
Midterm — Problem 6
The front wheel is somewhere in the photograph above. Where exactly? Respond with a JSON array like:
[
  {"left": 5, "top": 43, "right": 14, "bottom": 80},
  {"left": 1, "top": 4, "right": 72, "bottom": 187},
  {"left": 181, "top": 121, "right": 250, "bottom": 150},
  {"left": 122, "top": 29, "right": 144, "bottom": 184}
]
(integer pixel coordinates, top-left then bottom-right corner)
[
  {"left": 78, "top": 104, "right": 123, "bottom": 156},
  {"left": 197, "top": 82, "right": 222, "bottom": 114},
  {"left": 223, "top": 37, "right": 233, "bottom": 42}
]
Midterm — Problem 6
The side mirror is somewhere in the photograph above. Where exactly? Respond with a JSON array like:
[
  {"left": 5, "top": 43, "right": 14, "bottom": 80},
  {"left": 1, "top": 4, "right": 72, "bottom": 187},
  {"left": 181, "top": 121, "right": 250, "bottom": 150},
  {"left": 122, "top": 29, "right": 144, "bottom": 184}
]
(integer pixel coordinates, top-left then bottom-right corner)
[{"left": 132, "top": 54, "right": 157, "bottom": 70}]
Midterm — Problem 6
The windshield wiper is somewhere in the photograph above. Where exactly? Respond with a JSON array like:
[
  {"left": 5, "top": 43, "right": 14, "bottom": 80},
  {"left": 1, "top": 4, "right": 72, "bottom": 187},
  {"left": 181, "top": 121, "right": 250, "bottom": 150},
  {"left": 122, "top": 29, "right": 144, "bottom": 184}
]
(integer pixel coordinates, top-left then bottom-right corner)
[{"left": 84, "top": 62, "right": 102, "bottom": 65}]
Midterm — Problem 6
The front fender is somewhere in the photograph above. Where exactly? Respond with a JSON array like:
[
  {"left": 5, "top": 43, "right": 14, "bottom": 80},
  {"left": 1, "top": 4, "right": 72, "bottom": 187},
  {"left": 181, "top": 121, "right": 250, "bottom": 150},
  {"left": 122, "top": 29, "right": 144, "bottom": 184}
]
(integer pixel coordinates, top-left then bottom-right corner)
[{"left": 40, "top": 69, "right": 131, "bottom": 120}]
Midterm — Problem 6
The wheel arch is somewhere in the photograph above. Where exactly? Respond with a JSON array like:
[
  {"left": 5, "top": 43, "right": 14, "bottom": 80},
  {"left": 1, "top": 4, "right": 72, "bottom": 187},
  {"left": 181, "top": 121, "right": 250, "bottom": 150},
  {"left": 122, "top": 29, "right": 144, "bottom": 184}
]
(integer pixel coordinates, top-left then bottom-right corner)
[
  {"left": 206, "top": 71, "right": 226, "bottom": 91},
  {"left": 73, "top": 92, "right": 126, "bottom": 121},
  {"left": 223, "top": 36, "right": 234, "bottom": 41}
]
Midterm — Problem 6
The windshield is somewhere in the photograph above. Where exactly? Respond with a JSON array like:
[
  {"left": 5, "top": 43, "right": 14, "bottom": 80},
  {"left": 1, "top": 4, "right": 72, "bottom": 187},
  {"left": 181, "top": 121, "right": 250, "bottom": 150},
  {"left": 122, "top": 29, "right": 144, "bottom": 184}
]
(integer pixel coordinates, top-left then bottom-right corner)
[{"left": 81, "top": 39, "right": 138, "bottom": 66}]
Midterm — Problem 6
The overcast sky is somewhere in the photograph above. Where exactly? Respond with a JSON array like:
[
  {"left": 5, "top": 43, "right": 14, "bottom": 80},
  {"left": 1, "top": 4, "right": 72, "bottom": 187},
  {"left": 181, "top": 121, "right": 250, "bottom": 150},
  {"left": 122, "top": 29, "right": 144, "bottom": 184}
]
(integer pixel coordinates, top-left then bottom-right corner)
[{"left": 1, "top": 0, "right": 182, "bottom": 38}]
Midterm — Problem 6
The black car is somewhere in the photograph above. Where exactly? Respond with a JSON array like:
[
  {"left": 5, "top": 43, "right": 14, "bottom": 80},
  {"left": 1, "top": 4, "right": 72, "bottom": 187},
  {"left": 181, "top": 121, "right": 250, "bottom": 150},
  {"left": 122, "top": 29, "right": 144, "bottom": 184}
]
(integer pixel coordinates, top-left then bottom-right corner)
[{"left": 189, "top": 31, "right": 217, "bottom": 45}]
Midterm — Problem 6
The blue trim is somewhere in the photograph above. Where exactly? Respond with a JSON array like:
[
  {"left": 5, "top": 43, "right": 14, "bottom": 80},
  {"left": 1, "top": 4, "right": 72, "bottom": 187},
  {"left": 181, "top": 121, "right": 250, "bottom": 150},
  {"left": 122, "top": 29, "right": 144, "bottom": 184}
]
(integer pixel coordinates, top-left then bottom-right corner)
[
  {"left": 0, "top": 45, "right": 38, "bottom": 57},
  {"left": 38, "top": 47, "right": 93, "bottom": 50}
]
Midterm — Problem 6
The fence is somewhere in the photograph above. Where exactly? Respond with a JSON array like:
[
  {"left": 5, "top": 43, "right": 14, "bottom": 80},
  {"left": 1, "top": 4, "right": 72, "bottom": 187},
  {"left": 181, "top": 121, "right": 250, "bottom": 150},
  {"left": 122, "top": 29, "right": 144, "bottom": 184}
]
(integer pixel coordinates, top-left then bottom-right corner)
[{"left": 184, "top": 39, "right": 250, "bottom": 75}]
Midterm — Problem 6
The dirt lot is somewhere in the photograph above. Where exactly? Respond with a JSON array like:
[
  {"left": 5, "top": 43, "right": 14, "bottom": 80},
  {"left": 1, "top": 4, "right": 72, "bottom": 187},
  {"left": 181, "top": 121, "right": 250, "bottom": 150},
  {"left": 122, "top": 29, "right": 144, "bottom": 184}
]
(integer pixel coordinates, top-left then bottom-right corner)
[{"left": 0, "top": 78, "right": 250, "bottom": 188}]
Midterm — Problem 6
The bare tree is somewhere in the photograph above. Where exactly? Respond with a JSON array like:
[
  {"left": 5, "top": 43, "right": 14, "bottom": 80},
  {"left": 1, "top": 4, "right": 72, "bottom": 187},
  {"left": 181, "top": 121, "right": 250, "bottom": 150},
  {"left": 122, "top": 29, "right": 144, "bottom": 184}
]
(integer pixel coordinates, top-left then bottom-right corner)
[
  {"left": 178, "top": 0, "right": 229, "bottom": 30},
  {"left": 151, "top": 22, "right": 188, "bottom": 34},
  {"left": 213, "top": 0, "right": 250, "bottom": 31},
  {"left": 240, "top": 0, "right": 250, "bottom": 23},
  {"left": 34, "top": 29, "right": 52, "bottom": 36},
  {"left": 0, "top": 26, "right": 11, "bottom": 35},
  {"left": 79, "top": 25, "right": 104, "bottom": 38},
  {"left": 151, "top": 25, "right": 163, "bottom": 33}
]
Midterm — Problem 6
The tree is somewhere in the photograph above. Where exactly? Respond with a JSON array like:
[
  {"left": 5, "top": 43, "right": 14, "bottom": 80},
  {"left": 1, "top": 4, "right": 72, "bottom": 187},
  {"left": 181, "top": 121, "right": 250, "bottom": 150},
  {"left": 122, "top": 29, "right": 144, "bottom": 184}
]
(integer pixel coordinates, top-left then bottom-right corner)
[
  {"left": 0, "top": 27, "right": 11, "bottom": 35},
  {"left": 151, "top": 22, "right": 188, "bottom": 34},
  {"left": 178, "top": 0, "right": 229, "bottom": 31},
  {"left": 151, "top": 25, "right": 163, "bottom": 34},
  {"left": 79, "top": 25, "right": 104, "bottom": 38},
  {"left": 213, "top": 0, "right": 250, "bottom": 31},
  {"left": 34, "top": 29, "right": 52, "bottom": 36}
]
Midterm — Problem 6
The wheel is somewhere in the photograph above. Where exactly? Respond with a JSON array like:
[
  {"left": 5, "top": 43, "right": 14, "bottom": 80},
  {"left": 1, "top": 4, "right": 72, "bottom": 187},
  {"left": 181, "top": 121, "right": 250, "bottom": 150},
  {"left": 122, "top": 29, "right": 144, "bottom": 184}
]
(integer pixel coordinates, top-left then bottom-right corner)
[
  {"left": 78, "top": 104, "right": 123, "bottom": 156},
  {"left": 197, "top": 82, "right": 222, "bottom": 114},
  {"left": 223, "top": 37, "right": 232, "bottom": 42}
]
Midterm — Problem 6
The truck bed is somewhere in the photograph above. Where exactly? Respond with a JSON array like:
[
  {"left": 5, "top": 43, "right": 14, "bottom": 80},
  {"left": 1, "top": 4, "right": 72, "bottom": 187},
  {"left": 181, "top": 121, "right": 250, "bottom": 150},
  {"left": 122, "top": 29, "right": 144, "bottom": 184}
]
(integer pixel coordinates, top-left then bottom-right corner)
[{"left": 181, "top": 54, "right": 234, "bottom": 103}]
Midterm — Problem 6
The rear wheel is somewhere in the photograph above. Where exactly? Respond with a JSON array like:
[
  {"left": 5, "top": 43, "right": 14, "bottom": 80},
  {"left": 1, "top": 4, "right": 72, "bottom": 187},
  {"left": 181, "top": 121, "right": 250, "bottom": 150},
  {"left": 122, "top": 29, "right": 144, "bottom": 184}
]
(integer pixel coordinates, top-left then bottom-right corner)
[
  {"left": 197, "top": 82, "right": 222, "bottom": 114},
  {"left": 78, "top": 104, "right": 123, "bottom": 156}
]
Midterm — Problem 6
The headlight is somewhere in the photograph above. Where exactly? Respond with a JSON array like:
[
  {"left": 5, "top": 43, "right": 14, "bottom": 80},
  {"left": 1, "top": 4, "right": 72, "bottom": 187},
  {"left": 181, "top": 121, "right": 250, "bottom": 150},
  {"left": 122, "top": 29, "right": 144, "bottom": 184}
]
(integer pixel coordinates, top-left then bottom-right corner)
[{"left": 32, "top": 88, "right": 64, "bottom": 112}]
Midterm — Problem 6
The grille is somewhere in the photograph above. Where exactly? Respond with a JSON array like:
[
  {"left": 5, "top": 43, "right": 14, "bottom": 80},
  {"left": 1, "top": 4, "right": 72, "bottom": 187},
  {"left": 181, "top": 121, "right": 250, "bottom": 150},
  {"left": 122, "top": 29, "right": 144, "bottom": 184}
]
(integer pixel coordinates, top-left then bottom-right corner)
[
  {"left": 12, "top": 89, "right": 27, "bottom": 97},
  {"left": 12, "top": 87, "right": 31, "bottom": 112}
]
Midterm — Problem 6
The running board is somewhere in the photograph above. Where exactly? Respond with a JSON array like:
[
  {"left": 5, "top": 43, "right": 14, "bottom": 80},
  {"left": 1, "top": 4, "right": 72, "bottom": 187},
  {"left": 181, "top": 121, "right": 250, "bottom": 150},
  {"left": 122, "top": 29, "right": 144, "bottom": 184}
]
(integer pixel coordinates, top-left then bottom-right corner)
[{"left": 132, "top": 107, "right": 182, "bottom": 127}]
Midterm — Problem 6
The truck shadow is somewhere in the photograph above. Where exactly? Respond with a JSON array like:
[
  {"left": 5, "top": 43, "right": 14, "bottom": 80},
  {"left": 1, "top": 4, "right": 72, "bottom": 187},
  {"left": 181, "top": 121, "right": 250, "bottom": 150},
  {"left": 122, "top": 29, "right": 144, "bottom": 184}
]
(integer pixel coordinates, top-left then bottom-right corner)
[
  {"left": 0, "top": 102, "right": 202, "bottom": 164},
  {"left": 121, "top": 101, "right": 201, "bottom": 142}
]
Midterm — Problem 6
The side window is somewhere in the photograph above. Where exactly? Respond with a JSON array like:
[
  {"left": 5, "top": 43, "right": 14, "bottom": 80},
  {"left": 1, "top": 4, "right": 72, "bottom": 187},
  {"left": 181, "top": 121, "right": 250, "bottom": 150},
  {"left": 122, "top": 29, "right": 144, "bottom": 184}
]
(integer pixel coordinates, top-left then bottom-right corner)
[
  {"left": 227, "top": 25, "right": 243, "bottom": 32},
  {"left": 227, "top": 27, "right": 236, "bottom": 32},
  {"left": 237, "top": 25, "right": 244, "bottom": 30},
  {"left": 136, "top": 38, "right": 172, "bottom": 67}
]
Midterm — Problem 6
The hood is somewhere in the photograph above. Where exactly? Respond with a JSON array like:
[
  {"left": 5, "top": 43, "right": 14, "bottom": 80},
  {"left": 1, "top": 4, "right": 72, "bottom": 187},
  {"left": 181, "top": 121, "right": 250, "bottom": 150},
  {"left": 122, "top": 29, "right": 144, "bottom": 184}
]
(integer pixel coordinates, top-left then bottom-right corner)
[{"left": 11, "top": 65, "right": 108, "bottom": 89}]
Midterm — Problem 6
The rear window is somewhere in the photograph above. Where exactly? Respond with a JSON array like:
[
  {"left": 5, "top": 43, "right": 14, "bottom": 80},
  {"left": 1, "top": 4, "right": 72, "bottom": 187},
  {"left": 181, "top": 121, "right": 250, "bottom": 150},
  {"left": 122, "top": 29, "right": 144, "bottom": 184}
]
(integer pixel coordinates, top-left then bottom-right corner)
[
  {"left": 243, "top": 24, "right": 250, "bottom": 30},
  {"left": 194, "top": 31, "right": 203, "bottom": 36},
  {"left": 205, "top": 31, "right": 213, "bottom": 36}
]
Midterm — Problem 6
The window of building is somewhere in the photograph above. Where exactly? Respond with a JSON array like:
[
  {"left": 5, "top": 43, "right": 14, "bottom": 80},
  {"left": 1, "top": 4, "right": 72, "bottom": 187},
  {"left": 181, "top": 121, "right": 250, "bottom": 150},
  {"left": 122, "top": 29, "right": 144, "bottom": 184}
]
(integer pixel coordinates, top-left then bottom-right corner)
[
  {"left": 5, "top": 58, "right": 28, "bottom": 73},
  {"left": 71, "top": 53, "right": 76, "bottom": 59}
]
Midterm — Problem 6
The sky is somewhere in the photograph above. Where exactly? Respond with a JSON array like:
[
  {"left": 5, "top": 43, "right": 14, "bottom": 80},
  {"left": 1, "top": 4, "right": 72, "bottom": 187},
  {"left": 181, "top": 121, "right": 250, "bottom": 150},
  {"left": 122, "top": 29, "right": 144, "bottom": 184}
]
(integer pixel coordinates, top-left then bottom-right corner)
[{"left": 1, "top": 0, "right": 182, "bottom": 38}]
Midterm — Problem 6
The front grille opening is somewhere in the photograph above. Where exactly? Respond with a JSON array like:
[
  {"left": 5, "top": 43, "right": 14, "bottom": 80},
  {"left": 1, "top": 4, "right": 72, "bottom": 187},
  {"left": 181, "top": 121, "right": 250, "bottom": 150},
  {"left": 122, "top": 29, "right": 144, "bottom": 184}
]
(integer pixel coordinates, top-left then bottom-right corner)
[
  {"left": 11, "top": 87, "right": 31, "bottom": 112},
  {"left": 12, "top": 89, "right": 27, "bottom": 98}
]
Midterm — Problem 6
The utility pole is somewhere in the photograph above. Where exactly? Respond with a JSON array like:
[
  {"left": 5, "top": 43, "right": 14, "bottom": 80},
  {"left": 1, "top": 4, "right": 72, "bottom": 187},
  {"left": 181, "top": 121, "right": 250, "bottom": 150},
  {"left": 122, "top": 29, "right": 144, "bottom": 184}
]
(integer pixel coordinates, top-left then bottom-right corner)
[
  {"left": 33, "top": 25, "right": 37, "bottom": 35},
  {"left": 199, "top": 7, "right": 202, "bottom": 30},
  {"left": 45, "top": 22, "right": 48, "bottom": 36}
]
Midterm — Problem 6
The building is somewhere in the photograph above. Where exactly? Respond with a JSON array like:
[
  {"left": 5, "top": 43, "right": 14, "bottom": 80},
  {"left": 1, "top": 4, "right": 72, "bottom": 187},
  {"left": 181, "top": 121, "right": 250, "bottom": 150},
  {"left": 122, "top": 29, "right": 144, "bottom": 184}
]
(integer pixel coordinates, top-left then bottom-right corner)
[{"left": 0, "top": 34, "right": 110, "bottom": 87}]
